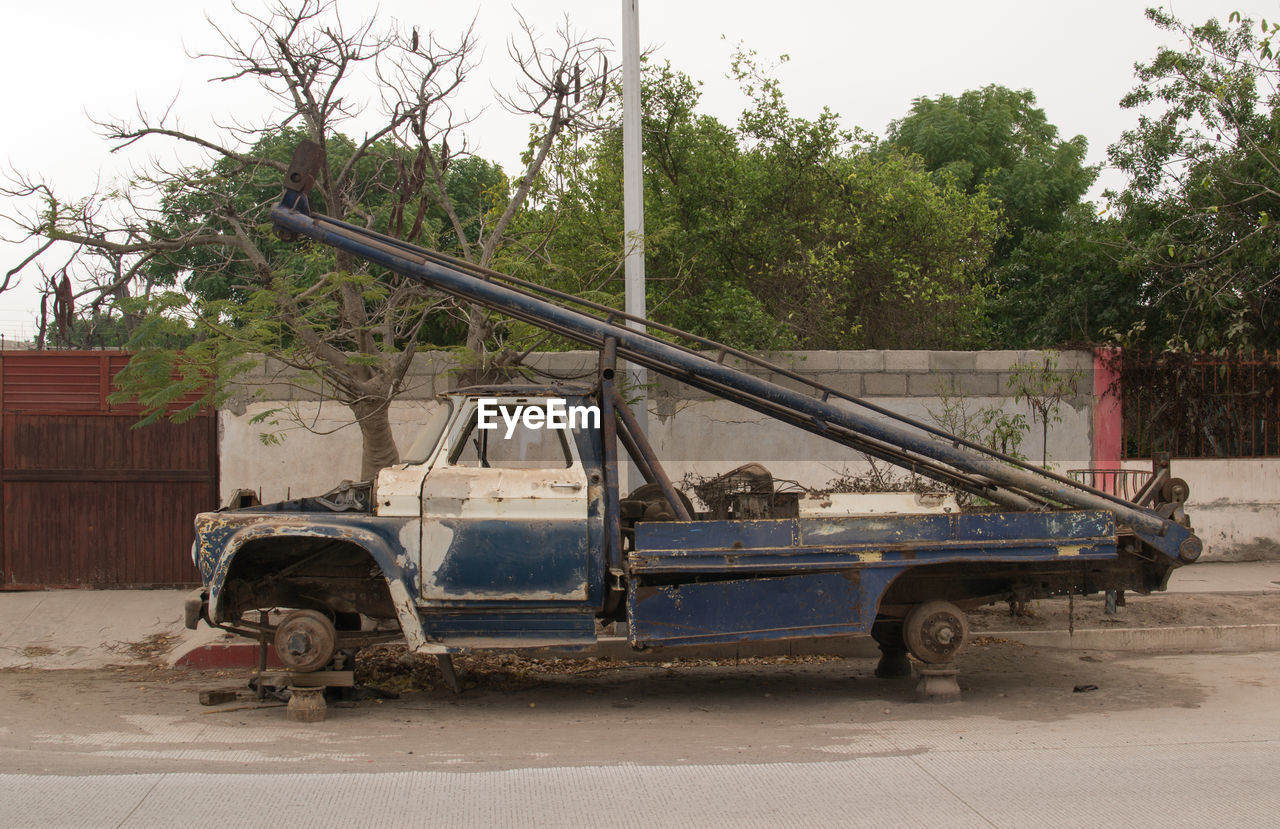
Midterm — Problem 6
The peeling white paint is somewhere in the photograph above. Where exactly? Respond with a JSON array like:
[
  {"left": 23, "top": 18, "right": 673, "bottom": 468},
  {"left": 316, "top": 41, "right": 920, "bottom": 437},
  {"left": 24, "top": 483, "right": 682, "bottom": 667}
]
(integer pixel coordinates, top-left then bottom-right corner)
[
  {"left": 419, "top": 520, "right": 457, "bottom": 595},
  {"left": 799, "top": 492, "right": 960, "bottom": 517},
  {"left": 396, "top": 520, "right": 421, "bottom": 567},
  {"left": 421, "top": 465, "right": 590, "bottom": 520},
  {"left": 387, "top": 578, "right": 427, "bottom": 652},
  {"left": 376, "top": 464, "right": 429, "bottom": 517}
]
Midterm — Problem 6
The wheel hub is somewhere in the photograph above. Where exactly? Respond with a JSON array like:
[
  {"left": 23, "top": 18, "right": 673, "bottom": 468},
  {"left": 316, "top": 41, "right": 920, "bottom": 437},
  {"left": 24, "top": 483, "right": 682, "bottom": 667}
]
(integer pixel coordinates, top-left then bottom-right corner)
[
  {"left": 273, "top": 609, "right": 338, "bottom": 673},
  {"left": 904, "top": 600, "right": 970, "bottom": 664}
]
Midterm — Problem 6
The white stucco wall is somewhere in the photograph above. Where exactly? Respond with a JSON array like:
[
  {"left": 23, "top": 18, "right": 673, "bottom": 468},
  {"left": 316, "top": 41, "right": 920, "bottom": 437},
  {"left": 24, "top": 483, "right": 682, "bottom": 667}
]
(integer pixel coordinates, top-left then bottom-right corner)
[
  {"left": 219, "top": 399, "right": 448, "bottom": 504},
  {"left": 644, "top": 395, "right": 1093, "bottom": 493},
  {"left": 1122, "top": 458, "right": 1280, "bottom": 562}
]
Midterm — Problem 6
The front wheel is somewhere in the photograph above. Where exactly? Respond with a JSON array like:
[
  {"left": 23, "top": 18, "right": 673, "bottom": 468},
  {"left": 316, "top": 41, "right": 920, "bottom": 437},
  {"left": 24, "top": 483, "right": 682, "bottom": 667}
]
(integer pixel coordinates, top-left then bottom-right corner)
[{"left": 273, "top": 609, "right": 338, "bottom": 672}]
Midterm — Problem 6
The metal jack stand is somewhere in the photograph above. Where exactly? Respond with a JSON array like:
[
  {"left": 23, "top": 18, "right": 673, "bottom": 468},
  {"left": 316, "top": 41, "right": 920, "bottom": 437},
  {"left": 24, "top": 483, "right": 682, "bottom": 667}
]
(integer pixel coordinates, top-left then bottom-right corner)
[
  {"left": 255, "top": 610, "right": 269, "bottom": 701},
  {"left": 436, "top": 654, "right": 462, "bottom": 694}
]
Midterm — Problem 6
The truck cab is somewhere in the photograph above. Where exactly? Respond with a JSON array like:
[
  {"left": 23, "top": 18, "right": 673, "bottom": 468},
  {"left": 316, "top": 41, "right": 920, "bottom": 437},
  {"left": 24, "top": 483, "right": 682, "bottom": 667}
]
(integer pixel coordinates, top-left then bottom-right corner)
[
  {"left": 375, "top": 386, "right": 607, "bottom": 645},
  {"left": 188, "top": 386, "right": 609, "bottom": 669}
]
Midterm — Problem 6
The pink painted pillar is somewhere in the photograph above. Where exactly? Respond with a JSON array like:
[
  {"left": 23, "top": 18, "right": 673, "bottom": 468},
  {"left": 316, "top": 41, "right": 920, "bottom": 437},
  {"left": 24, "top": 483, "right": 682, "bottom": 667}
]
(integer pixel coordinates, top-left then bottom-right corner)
[{"left": 1093, "top": 347, "right": 1123, "bottom": 476}]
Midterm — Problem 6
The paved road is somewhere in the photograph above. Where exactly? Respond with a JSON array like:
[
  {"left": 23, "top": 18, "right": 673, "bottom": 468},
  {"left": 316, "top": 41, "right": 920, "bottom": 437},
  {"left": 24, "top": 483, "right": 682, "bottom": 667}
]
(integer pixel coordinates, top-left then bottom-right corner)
[
  {"left": 4, "top": 739, "right": 1279, "bottom": 828},
  {"left": 1, "top": 649, "right": 1277, "bottom": 826}
]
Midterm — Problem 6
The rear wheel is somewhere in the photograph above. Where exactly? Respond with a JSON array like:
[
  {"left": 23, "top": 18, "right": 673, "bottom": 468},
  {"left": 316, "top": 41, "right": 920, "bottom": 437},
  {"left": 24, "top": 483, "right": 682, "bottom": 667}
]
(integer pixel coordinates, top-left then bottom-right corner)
[{"left": 903, "top": 600, "right": 969, "bottom": 664}]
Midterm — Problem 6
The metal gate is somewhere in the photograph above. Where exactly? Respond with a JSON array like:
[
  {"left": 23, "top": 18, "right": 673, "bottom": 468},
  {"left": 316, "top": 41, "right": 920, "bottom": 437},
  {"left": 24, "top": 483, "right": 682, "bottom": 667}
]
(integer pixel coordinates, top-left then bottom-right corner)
[{"left": 0, "top": 351, "right": 217, "bottom": 588}]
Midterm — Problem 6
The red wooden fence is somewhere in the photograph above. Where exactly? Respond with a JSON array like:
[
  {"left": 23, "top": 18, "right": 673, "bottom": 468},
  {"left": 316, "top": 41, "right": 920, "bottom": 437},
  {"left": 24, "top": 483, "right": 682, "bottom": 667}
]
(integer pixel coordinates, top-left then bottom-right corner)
[{"left": 0, "top": 351, "right": 217, "bottom": 588}]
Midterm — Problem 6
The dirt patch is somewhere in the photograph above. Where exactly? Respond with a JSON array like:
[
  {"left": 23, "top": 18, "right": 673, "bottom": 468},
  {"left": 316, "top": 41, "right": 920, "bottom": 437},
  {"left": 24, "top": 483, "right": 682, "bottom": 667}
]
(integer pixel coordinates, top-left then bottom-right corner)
[
  {"left": 969, "top": 591, "right": 1280, "bottom": 632},
  {"left": 343, "top": 639, "right": 1208, "bottom": 728}
]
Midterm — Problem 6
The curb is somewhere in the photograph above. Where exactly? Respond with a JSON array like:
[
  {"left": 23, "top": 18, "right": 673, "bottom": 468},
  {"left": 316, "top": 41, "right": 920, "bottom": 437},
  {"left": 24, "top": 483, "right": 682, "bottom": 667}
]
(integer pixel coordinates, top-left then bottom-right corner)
[
  {"left": 172, "top": 642, "right": 284, "bottom": 670},
  {"left": 983, "top": 624, "right": 1280, "bottom": 654}
]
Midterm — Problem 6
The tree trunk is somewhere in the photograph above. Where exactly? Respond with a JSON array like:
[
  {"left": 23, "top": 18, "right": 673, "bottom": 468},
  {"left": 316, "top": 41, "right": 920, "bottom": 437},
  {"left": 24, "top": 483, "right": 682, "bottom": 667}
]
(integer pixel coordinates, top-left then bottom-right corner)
[
  {"left": 464, "top": 305, "right": 488, "bottom": 355},
  {"left": 458, "top": 305, "right": 493, "bottom": 386},
  {"left": 352, "top": 398, "right": 400, "bottom": 481}
]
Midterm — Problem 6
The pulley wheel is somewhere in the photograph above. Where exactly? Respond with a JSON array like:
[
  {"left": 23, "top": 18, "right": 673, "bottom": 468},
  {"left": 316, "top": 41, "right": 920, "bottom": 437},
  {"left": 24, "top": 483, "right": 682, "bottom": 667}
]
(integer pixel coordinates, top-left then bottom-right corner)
[
  {"left": 903, "top": 600, "right": 970, "bottom": 664},
  {"left": 1161, "top": 477, "right": 1190, "bottom": 505},
  {"left": 274, "top": 609, "right": 337, "bottom": 673},
  {"left": 627, "top": 483, "right": 695, "bottom": 522}
]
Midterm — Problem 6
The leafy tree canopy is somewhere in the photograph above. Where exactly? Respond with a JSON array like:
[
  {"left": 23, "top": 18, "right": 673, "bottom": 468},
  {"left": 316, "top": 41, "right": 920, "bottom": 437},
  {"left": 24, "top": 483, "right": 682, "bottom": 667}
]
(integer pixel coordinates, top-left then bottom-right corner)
[
  {"left": 987, "top": 205, "right": 1136, "bottom": 346},
  {"left": 888, "top": 84, "right": 1096, "bottom": 258},
  {"left": 1107, "top": 7, "right": 1280, "bottom": 350},
  {"left": 516, "top": 55, "right": 1000, "bottom": 352}
]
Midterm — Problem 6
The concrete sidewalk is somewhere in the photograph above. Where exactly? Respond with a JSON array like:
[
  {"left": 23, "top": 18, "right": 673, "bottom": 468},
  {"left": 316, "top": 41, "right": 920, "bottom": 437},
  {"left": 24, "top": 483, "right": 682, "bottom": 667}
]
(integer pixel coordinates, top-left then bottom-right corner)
[
  {"left": 1165, "top": 560, "right": 1280, "bottom": 592},
  {"left": 1, "top": 561, "right": 1277, "bottom": 671}
]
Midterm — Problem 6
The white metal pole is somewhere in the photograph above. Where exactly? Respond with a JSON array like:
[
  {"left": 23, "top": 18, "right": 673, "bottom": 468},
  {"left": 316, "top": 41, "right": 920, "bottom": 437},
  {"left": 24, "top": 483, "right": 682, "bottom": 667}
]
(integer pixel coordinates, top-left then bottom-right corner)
[{"left": 621, "top": 0, "right": 648, "bottom": 492}]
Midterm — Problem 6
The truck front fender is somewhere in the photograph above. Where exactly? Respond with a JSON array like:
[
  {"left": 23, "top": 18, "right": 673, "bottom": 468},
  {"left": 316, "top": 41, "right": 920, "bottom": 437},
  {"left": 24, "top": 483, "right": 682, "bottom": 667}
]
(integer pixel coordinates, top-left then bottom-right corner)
[{"left": 198, "top": 513, "right": 427, "bottom": 652}]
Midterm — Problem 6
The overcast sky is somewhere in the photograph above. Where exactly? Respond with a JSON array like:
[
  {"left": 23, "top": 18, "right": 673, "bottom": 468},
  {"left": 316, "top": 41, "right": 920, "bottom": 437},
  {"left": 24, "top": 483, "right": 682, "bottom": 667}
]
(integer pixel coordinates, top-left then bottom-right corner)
[{"left": 0, "top": 0, "right": 1255, "bottom": 341}]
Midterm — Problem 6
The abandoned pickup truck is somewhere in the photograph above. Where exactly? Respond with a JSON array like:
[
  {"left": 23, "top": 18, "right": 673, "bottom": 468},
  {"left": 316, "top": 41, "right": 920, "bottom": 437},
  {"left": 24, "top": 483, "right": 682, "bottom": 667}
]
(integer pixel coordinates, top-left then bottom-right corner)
[
  {"left": 183, "top": 140, "right": 1202, "bottom": 685},
  {"left": 186, "top": 377, "right": 1197, "bottom": 681}
]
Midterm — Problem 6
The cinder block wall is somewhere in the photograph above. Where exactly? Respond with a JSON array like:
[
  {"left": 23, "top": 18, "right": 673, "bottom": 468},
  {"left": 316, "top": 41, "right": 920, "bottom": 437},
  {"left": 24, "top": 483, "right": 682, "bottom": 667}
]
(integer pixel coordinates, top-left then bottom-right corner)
[{"left": 219, "top": 348, "right": 1097, "bottom": 500}]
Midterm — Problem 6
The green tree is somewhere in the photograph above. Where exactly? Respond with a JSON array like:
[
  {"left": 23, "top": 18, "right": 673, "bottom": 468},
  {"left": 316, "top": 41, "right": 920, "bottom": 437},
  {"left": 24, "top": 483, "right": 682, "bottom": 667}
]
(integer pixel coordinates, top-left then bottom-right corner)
[
  {"left": 1108, "top": 7, "right": 1280, "bottom": 350},
  {"left": 887, "top": 85, "right": 1096, "bottom": 259},
  {"left": 518, "top": 55, "right": 1000, "bottom": 351},
  {"left": 987, "top": 205, "right": 1147, "bottom": 346}
]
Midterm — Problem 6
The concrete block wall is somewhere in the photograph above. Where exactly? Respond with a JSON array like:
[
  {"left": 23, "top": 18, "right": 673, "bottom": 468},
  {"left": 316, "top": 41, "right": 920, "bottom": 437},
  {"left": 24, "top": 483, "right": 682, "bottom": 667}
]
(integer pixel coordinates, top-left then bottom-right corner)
[
  {"left": 642, "top": 349, "right": 1095, "bottom": 491},
  {"left": 218, "top": 348, "right": 1096, "bottom": 498}
]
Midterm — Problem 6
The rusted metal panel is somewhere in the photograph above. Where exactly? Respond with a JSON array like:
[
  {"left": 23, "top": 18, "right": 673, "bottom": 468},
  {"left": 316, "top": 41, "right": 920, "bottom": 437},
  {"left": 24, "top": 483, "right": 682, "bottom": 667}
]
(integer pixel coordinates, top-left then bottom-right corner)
[
  {"left": 0, "top": 351, "right": 204, "bottom": 414},
  {"left": 420, "top": 517, "right": 590, "bottom": 601},
  {"left": 2, "top": 352, "right": 105, "bottom": 411},
  {"left": 4, "top": 413, "right": 213, "bottom": 472},
  {"left": 1, "top": 352, "right": 217, "bottom": 588},
  {"left": 630, "top": 511, "right": 1117, "bottom": 576},
  {"left": 1121, "top": 349, "right": 1280, "bottom": 458},
  {"left": 624, "top": 511, "right": 1118, "bottom": 648},
  {"left": 626, "top": 568, "right": 906, "bottom": 647}
]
